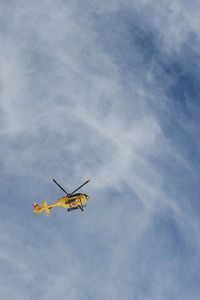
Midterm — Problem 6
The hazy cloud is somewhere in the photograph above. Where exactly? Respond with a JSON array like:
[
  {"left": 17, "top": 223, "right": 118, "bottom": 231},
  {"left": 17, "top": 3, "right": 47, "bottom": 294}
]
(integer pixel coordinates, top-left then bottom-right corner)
[{"left": 0, "top": 1, "right": 200, "bottom": 299}]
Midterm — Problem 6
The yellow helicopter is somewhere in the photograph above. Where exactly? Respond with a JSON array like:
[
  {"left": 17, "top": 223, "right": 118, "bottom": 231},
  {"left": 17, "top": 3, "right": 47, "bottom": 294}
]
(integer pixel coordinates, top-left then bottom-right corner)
[{"left": 32, "top": 178, "right": 90, "bottom": 215}]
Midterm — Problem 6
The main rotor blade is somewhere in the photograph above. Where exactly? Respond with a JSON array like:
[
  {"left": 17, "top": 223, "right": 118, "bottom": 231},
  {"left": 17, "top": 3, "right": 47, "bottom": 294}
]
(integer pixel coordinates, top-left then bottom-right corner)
[
  {"left": 52, "top": 178, "right": 68, "bottom": 195},
  {"left": 70, "top": 179, "right": 90, "bottom": 195}
]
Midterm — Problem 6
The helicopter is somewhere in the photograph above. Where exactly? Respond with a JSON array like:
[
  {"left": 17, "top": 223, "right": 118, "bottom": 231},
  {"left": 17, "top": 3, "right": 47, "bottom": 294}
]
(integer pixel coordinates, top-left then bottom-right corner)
[{"left": 32, "top": 178, "right": 90, "bottom": 215}]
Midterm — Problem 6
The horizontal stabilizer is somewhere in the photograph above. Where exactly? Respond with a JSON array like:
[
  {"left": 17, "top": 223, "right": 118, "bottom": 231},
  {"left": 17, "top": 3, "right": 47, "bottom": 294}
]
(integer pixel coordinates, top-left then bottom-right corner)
[{"left": 42, "top": 201, "right": 50, "bottom": 215}]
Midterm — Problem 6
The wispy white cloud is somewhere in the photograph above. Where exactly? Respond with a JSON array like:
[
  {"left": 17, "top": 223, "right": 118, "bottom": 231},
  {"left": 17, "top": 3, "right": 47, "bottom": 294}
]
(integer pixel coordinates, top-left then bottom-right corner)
[{"left": 0, "top": 0, "right": 200, "bottom": 299}]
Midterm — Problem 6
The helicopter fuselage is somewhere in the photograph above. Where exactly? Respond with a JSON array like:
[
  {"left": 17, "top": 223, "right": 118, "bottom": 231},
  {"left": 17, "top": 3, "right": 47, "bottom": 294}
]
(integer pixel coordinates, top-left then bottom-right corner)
[
  {"left": 32, "top": 178, "right": 90, "bottom": 215},
  {"left": 33, "top": 193, "right": 88, "bottom": 214}
]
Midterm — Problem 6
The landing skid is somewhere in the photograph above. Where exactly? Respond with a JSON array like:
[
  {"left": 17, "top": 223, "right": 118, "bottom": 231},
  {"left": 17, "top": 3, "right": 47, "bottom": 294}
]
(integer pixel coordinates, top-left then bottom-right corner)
[{"left": 67, "top": 206, "right": 84, "bottom": 212}]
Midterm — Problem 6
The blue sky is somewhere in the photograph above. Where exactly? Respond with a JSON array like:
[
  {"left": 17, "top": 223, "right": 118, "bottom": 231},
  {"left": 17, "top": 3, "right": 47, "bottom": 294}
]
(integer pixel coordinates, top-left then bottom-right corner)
[{"left": 0, "top": 0, "right": 200, "bottom": 299}]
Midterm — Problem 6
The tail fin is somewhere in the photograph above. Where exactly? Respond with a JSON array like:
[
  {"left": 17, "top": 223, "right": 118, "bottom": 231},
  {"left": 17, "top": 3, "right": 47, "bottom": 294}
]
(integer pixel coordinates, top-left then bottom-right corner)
[{"left": 32, "top": 202, "right": 42, "bottom": 214}]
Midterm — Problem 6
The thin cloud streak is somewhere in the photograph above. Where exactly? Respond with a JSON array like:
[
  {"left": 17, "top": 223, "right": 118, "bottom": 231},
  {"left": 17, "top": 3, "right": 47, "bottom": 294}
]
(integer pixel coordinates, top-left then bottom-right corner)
[{"left": 0, "top": 1, "right": 200, "bottom": 299}]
